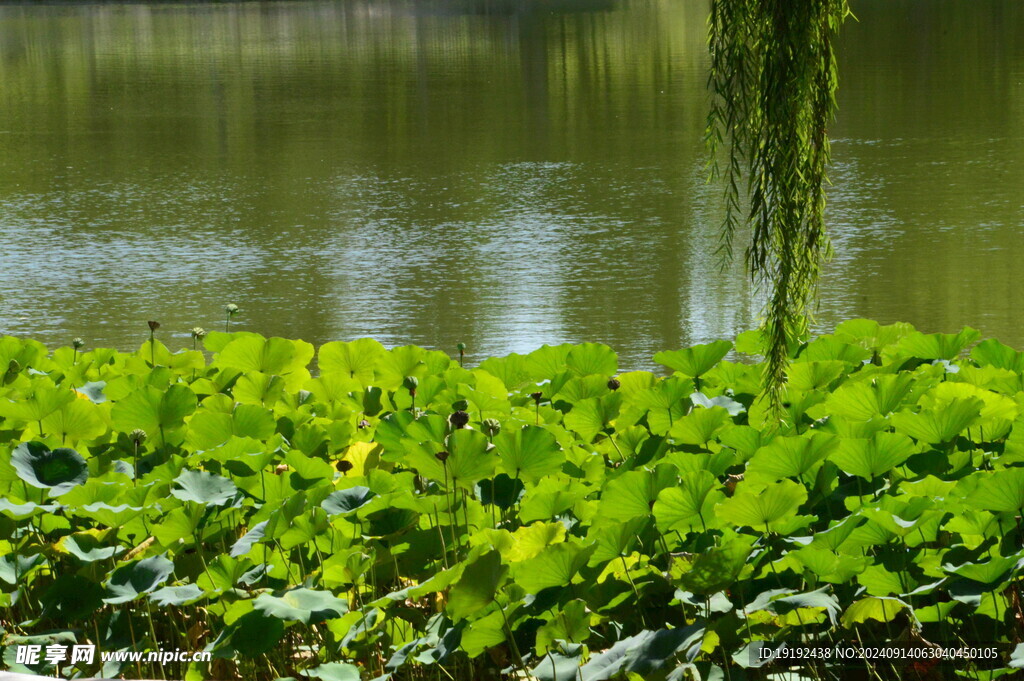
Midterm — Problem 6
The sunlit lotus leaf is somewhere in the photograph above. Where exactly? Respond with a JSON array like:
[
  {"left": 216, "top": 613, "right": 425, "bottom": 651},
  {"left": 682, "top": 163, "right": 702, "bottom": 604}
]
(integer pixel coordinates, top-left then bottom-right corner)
[
  {"left": 830, "top": 432, "right": 917, "bottom": 480},
  {"left": 653, "top": 470, "right": 724, "bottom": 533},
  {"left": 318, "top": 338, "right": 386, "bottom": 385},
  {"left": 495, "top": 424, "right": 564, "bottom": 482},
  {"left": 716, "top": 479, "right": 807, "bottom": 532},
  {"left": 254, "top": 588, "right": 348, "bottom": 624}
]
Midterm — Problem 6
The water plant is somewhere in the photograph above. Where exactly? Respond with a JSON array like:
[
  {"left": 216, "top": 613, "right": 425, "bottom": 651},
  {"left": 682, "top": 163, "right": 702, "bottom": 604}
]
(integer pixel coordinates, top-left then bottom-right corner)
[{"left": 0, "top": 321, "right": 1022, "bottom": 681}]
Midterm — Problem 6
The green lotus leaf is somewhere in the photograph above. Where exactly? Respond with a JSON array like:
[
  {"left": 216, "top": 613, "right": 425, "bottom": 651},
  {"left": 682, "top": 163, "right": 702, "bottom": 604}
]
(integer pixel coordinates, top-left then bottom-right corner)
[
  {"left": 0, "top": 498, "right": 58, "bottom": 520},
  {"left": 565, "top": 394, "right": 623, "bottom": 442},
  {"left": 799, "top": 335, "right": 872, "bottom": 364},
  {"left": 254, "top": 587, "right": 349, "bottom": 624},
  {"left": 690, "top": 391, "right": 745, "bottom": 416},
  {"left": 965, "top": 468, "right": 1024, "bottom": 513},
  {"left": 231, "top": 520, "right": 269, "bottom": 557},
  {"left": 971, "top": 338, "right": 1024, "bottom": 374},
  {"left": 74, "top": 380, "right": 107, "bottom": 404},
  {"left": 746, "top": 432, "right": 837, "bottom": 483},
  {"left": 40, "top": 574, "right": 105, "bottom": 621},
  {"left": 653, "top": 470, "right": 724, "bottom": 533},
  {"left": 171, "top": 469, "right": 239, "bottom": 507},
  {"left": 216, "top": 335, "right": 314, "bottom": 376},
  {"left": 588, "top": 516, "right": 647, "bottom": 563},
  {"left": 211, "top": 610, "right": 285, "bottom": 658},
  {"left": 669, "top": 405, "right": 731, "bottom": 446},
  {"left": 535, "top": 599, "right": 591, "bottom": 654},
  {"left": 943, "top": 552, "right": 1022, "bottom": 585},
  {"left": 895, "top": 327, "right": 979, "bottom": 360},
  {"left": 103, "top": 554, "right": 175, "bottom": 604},
  {"left": 841, "top": 596, "right": 910, "bottom": 627},
  {"left": 111, "top": 384, "right": 197, "bottom": 434},
  {"left": 654, "top": 341, "right": 732, "bottom": 378},
  {"left": 11, "top": 442, "right": 88, "bottom": 496},
  {"left": 0, "top": 383, "right": 74, "bottom": 423},
  {"left": 301, "top": 663, "right": 361, "bottom": 681},
  {"left": 890, "top": 397, "right": 982, "bottom": 443},
  {"left": 57, "top": 532, "right": 124, "bottom": 562},
  {"left": 786, "top": 360, "right": 847, "bottom": 392},
  {"left": 0, "top": 552, "right": 46, "bottom": 585},
  {"left": 598, "top": 467, "right": 677, "bottom": 523},
  {"left": 829, "top": 432, "right": 917, "bottom": 480},
  {"left": 823, "top": 373, "right": 915, "bottom": 420},
  {"left": 41, "top": 398, "right": 106, "bottom": 443},
  {"left": 531, "top": 643, "right": 586, "bottom": 681},
  {"left": 513, "top": 541, "right": 597, "bottom": 594},
  {"left": 148, "top": 583, "right": 204, "bottom": 606},
  {"left": 322, "top": 486, "right": 378, "bottom": 516},
  {"left": 715, "top": 479, "right": 808, "bottom": 532},
  {"left": 673, "top": 535, "right": 754, "bottom": 594},
  {"left": 566, "top": 343, "right": 618, "bottom": 377},
  {"left": 318, "top": 338, "right": 386, "bottom": 385},
  {"left": 447, "top": 549, "right": 508, "bottom": 621},
  {"left": 495, "top": 424, "right": 564, "bottom": 483}
]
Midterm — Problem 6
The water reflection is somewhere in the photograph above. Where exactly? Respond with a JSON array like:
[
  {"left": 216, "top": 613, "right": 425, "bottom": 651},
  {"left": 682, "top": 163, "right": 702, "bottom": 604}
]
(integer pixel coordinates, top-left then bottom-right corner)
[{"left": 0, "top": 0, "right": 1022, "bottom": 369}]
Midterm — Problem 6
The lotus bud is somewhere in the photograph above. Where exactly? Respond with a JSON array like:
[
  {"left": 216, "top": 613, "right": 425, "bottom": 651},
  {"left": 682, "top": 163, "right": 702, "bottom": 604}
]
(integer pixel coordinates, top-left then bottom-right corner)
[
  {"left": 434, "top": 450, "right": 450, "bottom": 462},
  {"left": 456, "top": 342, "right": 466, "bottom": 352},
  {"left": 482, "top": 418, "right": 501, "bottom": 437},
  {"left": 607, "top": 377, "right": 621, "bottom": 391},
  {"left": 336, "top": 460, "right": 354, "bottom": 473},
  {"left": 190, "top": 327, "right": 207, "bottom": 340},
  {"left": 129, "top": 429, "right": 147, "bottom": 446},
  {"left": 72, "top": 338, "right": 85, "bottom": 350},
  {"left": 449, "top": 411, "right": 469, "bottom": 429},
  {"left": 530, "top": 391, "right": 543, "bottom": 404},
  {"left": 452, "top": 399, "right": 469, "bottom": 412},
  {"left": 147, "top": 321, "right": 161, "bottom": 332},
  {"left": 403, "top": 376, "right": 419, "bottom": 395}
]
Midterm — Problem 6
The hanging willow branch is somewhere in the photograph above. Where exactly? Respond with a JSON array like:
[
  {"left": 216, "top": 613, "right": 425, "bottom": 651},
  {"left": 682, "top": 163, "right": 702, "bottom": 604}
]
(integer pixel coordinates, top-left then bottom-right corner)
[{"left": 706, "top": 0, "right": 849, "bottom": 408}]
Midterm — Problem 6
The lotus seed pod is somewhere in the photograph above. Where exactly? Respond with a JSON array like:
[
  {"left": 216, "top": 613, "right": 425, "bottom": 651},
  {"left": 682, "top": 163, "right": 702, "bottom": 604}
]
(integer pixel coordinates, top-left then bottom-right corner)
[
  {"left": 403, "top": 376, "right": 419, "bottom": 394},
  {"left": 147, "top": 320, "right": 161, "bottom": 331},
  {"left": 482, "top": 418, "right": 501, "bottom": 437},
  {"left": 529, "top": 391, "right": 543, "bottom": 403},
  {"left": 129, "top": 429, "right": 147, "bottom": 445},
  {"left": 225, "top": 303, "right": 239, "bottom": 315},
  {"left": 452, "top": 399, "right": 469, "bottom": 412},
  {"left": 72, "top": 338, "right": 85, "bottom": 349},
  {"left": 434, "top": 450, "right": 450, "bottom": 462},
  {"left": 449, "top": 410, "right": 470, "bottom": 429},
  {"left": 457, "top": 342, "right": 466, "bottom": 352},
  {"left": 607, "top": 377, "right": 621, "bottom": 391},
  {"left": 190, "top": 327, "right": 207, "bottom": 339}
]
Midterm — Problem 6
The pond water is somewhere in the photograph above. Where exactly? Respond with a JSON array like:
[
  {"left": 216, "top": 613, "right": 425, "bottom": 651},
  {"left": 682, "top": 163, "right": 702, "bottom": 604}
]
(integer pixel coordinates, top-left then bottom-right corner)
[{"left": 1, "top": 0, "right": 1022, "bottom": 369}]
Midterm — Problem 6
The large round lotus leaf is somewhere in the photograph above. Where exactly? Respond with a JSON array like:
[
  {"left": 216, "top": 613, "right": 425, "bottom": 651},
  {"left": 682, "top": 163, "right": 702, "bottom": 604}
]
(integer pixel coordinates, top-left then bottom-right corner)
[
  {"left": 321, "top": 486, "right": 377, "bottom": 516},
  {"left": 654, "top": 340, "right": 732, "bottom": 378},
  {"left": 715, "top": 479, "right": 808, "bottom": 532},
  {"left": 253, "top": 588, "right": 348, "bottom": 624},
  {"left": 318, "top": 338, "right": 386, "bottom": 385},
  {"left": 446, "top": 550, "right": 507, "bottom": 621},
  {"left": 566, "top": 343, "right": 618, "bottom": 377},
  {"left": 111, "top": 384, "right": 197, "bottom": 434},
  {"left": 495, "top": 425, "right": 564, "bottom": 483},
  {"left": 301, "top": 663, "right": 361, "bottom": 681},
  {"left": 103, "top": 554, "right": 175, "bottom": 604},
  {"left": 654, "top": 470, "right": 724, "bottom": 533},
  {"left": 171, "top": 469, "right": 239, "bottom": 507},
  {"left": 11, "top": 442, "right": 88, "bottom": 496}
]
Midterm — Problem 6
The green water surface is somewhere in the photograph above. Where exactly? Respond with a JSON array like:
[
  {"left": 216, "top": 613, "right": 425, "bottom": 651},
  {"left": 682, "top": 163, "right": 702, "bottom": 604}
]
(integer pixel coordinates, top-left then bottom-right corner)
[{"left": 1, "top": 0, "right": 1021, "bottom": 368}]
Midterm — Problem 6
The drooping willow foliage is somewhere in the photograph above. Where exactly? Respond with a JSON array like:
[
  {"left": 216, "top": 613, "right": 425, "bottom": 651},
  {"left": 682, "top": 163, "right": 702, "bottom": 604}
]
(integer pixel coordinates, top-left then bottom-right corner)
[{"left": 707, "top": 0, "right": 850, "bottom": 408}]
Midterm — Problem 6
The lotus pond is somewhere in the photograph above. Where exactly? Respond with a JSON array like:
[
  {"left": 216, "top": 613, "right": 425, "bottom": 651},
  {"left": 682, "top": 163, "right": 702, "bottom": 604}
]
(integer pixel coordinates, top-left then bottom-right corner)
[{"left": 2, "top": 321, "right": 1024, "bottom": 681}]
